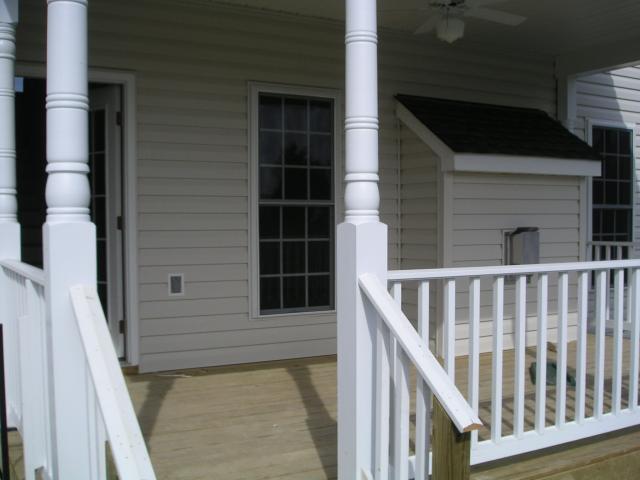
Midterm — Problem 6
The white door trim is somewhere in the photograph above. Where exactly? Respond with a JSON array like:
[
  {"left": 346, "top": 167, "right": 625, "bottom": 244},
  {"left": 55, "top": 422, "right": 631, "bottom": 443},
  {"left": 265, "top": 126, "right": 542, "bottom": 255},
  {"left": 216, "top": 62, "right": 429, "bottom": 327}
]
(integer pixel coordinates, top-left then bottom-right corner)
[{"left": 16, "top": 63, "right": 140, "bottom": 365}]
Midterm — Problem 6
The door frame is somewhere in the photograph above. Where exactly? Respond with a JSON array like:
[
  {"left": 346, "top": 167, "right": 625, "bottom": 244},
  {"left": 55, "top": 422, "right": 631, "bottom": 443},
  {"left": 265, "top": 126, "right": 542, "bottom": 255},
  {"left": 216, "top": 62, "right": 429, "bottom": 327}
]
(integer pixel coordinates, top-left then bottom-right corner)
[{"left": 16, "top": 63, "right": 140, "bottom": 365}]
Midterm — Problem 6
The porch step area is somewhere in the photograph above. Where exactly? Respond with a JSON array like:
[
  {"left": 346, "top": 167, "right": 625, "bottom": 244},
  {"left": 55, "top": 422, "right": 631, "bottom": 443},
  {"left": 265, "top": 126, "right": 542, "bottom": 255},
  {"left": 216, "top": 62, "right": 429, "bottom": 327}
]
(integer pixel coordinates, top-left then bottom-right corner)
[{"left": 472, "top": 427, "right": 640, "bottom": 479}]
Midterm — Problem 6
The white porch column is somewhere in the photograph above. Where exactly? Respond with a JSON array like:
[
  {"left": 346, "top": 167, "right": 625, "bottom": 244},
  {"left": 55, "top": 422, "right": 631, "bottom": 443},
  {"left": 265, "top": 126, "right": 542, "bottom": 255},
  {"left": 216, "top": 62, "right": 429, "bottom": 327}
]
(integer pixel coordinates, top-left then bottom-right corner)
[
  {"left": 44, "top": 0, "right": 99, "bottom": 477},
  {"left": 0, "top": 0, "right": 20, "bottom": 430},
  {"left": 558, "top": 75, "right": 578, "bottom": 135},
  {"left": 337, "top": 0, "right": 387, "bottom": 478}
]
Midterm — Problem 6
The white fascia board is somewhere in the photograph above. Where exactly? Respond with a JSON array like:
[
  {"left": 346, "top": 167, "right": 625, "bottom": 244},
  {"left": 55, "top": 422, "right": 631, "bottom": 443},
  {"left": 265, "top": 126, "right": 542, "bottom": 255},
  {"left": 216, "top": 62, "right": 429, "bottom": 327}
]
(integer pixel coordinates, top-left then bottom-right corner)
[
  {"left": 0, "top": 0, "right": 18, "bottom": 23},
  {"left": 395, "top": 101, "right": 455, "bottom": 171},
  {"left": 454, "top": 154, "right": 601, "bottom": 177}
]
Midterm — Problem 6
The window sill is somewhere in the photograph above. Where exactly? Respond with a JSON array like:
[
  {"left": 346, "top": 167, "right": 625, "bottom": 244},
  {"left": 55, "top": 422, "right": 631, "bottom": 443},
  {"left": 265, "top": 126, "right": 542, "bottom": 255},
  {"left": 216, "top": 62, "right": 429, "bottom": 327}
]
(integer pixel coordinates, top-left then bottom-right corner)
[{"left": 251, "top": 309, "right": 336, "bottom": 322}]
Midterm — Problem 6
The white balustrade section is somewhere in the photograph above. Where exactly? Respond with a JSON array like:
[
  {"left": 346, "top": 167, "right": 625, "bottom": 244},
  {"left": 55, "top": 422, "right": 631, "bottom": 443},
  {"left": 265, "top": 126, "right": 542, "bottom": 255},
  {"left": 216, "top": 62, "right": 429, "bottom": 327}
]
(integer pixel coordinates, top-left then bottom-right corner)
[
  {"left": 0, "top": 259, "right": 156, "bottom": 479},
  {"left": 386, "top": 259, "right": 640, "bottom": 469},
  {"left": 359, "top": 273, "right": 481, "bottom": 478},
  {"left": 588, "top": 241, "right": 633, "bottom": 261},
  {"left": 70, "top": 285, "right": 156, "bottom": 480}
]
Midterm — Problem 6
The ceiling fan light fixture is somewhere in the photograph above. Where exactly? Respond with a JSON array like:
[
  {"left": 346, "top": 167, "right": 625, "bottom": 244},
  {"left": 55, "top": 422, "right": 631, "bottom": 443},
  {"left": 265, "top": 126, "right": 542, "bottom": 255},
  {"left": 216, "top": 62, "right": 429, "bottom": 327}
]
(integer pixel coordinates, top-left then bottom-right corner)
[{"left": 436, "top": 16, "right": 465, "bottom": 43}]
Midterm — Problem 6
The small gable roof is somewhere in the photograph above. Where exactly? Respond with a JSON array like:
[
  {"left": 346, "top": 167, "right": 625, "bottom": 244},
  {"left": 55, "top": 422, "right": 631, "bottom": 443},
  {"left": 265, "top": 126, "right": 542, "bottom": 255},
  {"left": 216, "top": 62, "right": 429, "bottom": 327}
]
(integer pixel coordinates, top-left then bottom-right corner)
[{"left": 395, "top": 95, "right": 601, "bottom": 177}]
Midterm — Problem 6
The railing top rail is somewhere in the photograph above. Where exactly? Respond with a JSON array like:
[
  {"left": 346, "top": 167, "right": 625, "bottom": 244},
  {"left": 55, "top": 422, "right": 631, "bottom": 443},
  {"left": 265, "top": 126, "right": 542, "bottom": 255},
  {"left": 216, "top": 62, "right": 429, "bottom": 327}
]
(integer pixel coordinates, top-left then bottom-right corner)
[
  {"left": 588, "top": 241, "right": 634, "bottom": 246},
  {"left": 0, "top": 259, "right": 45, "bottom": 286},
  {"left": 387, "top": 259, "right": 640, "bottom": 282},
  {"left": 70, "top": 285, "right": 157, "bottom": 480},
  {"left": 359, "top": 273, "right": 482, "bottom": 433}
]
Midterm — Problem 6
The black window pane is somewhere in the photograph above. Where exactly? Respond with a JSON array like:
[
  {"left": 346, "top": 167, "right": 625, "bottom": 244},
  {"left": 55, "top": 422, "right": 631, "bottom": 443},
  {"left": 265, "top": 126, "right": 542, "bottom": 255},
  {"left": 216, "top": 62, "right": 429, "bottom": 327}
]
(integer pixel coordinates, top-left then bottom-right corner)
[
  {"left": 260, "top": 277, "right": 281, "bottom": 311},
  {"left": 285, "top": 98, "right": 307, "bottom": 131},
  {"left": 619, "top": 156, "right": 632, "bottom": 181},
  {"left": 604, "top": 155, "right": 618, "bottom": 179},
  {"left": 283, "top": 276, "right": 306, "bottom": 309},
  {"left": 593, "top": 179, "right": 604, "bottom": 205},
  {"left": 310, "top": 169, "right": 331, "bottom": 200},
  {"left": 260, "top": 95, "right": 282, "bottom": 129},
  {"left": 605, "top": 129, "right": 618, "bottom": 153},
  {"left": 283, "top": 206, "right": 305, "bottom": 238},
  {"left": 615, "top": 210, "right": 631, "bottom": 239},
  {"left": 310, "top": 100, "right": 332, "bottom": 132},
  {"left": 260, "top": 242, "right": 280, "bottom": 275},
  {"left": 592, "top": 210, "right": 602, "bottom": 239},
  {"left": 309, "top": 275, "right": 331, "bottom": 307},
  {"left": 308, "top": 241, "right": 330, "bottom": 273},
  {"left": 310, "top": 135, "right": 331, "bottom": 166},
  {"left": 592, "top": 127, "right": 604, "bottom": 151},
  {"left": 619, "top": 130, "right": 632, "bottom": 155},
  {"left": 259, "top": 131, "right": 282, "bottom": 165},
  {"left": 605, "top": 181, "right": 617, "bottom": 205},
  {"left": 93, "top": 153, "right": 106, "bottom": 195},
  {"left": 619, "top": 182, "right": 631, "bottom": 206},
  {"left": 308, "top": 207, "right": 330, "bottom": 238},
  {"left": 603, "top": 210, "right": 614, "bottom": 234},
  {"left": 284, "top": 133, "right": 307, "bottom": 165},
  {"left": 260, "top": 206, "right": 280, "bottom": 239},
  {"left": 97, "top": 282, "right": 108, "bottom": 315},
  {"left": 259, "top": 166, "right": 282, "bottom": 199},
  {"left": 284, "top": 168, "right": 307, "bottom": 199},
  {"left": 283, "top": 241, "right": 305, "bottom": 274}
]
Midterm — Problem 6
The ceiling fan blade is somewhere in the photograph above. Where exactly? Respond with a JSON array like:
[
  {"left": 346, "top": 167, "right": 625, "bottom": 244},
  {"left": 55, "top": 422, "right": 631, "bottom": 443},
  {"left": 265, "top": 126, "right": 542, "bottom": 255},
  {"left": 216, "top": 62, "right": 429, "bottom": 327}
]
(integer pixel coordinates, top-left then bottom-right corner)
[
  {"left": 414, "top": 15, "right": 441, "bottom": 35},
  {"left": 465, "top": 0, "right": 510, "bottom": 8},
  {"left": 464, "top": 7, "right": 526, "bottom": 26}
]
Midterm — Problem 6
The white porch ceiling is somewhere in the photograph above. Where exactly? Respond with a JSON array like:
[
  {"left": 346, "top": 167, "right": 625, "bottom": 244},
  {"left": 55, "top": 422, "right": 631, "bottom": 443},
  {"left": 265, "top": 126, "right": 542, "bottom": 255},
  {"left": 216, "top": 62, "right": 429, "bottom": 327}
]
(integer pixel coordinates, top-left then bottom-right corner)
[{"left": 214, "top": 0, "right": 640, "bottom": 62}]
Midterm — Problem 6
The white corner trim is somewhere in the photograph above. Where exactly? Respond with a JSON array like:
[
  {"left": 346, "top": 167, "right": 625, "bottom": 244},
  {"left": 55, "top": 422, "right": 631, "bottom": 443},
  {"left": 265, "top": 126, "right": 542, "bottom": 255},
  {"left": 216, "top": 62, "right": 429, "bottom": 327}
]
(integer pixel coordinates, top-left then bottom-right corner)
[
  {"left": 453, "top": 154, "right": 601, "bottom": 177},
  {"left": 395, "top": 102, "right": 455, "bottom": 171}
]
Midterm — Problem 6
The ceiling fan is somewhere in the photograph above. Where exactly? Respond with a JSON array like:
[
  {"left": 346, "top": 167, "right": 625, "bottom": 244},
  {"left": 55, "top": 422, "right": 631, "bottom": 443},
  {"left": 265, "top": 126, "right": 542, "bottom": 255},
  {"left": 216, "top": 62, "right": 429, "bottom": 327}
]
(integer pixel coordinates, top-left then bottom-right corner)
[{"left": 384, "top": 0, "right": 527, "bottom": 44}]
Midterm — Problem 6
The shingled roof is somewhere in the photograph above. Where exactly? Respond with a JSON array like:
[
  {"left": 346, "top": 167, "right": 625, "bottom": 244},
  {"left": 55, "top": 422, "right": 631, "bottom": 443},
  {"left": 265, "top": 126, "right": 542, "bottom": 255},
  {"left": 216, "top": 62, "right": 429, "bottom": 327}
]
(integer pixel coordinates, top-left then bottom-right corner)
[{"left": 395, "top": 95, "right": 601, "bottom": 161}]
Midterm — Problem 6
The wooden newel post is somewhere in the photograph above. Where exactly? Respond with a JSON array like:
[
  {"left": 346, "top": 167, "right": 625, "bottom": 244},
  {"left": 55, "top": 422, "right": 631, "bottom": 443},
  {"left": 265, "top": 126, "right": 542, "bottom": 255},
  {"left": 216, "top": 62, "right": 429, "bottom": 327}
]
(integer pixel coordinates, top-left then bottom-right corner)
[
  {"left": 44, "top": 0, "right": 103, "bottom": 477},
  {"left": 432, "top": 397, "right": 472, "bottom": 480},
  {"left": 0, "top": 0, "right": 20, "bottom": 430}
]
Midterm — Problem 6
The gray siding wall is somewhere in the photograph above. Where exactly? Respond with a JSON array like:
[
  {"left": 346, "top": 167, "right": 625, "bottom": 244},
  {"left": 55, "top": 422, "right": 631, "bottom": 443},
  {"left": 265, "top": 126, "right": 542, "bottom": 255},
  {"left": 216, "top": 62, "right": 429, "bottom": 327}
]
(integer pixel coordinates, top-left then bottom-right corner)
[
  {"left": 16, "top": 0, "right": 557, "bottom": 371},
  {"left": 576, "top": 66, "right": 640, "bottom": 254}
]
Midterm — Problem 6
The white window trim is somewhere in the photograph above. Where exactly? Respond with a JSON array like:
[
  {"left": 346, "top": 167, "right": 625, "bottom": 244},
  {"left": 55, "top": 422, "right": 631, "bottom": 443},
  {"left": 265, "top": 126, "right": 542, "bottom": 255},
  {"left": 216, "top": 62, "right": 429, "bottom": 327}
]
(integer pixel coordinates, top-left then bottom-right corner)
[
  {"left": 585, "top": 117, "right": 638, "bottom": 247},
  {"left": 248, "top": 82, "right": 343, "bottom": 320}
]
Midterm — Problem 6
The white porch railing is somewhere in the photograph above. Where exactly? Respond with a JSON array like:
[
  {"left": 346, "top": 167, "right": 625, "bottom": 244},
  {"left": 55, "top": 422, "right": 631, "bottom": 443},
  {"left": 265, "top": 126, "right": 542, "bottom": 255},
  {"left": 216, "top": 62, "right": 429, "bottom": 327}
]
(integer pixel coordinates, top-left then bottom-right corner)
[
  {"left": 1, "top": 260, "right": 156, "bottom": 480},
  {"left": 588, "top": 241, "right": 634, "bottom": 261},
  {"left": 386, "top": 259, "right": 640, "bottom": 471}
]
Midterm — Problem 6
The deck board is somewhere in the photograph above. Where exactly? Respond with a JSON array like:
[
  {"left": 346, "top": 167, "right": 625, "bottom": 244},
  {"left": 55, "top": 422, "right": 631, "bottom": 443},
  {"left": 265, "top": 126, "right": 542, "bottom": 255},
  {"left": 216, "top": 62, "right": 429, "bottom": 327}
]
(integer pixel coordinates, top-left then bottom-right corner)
[{"left": 7, "top": 335, "right": 640, "bottom": 479}]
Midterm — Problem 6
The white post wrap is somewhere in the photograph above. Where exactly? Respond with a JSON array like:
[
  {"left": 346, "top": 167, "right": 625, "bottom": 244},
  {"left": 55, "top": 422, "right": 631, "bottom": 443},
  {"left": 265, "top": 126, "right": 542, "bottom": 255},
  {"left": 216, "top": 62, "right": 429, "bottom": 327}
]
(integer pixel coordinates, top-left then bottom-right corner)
[
  {"left": 44, "top": 0, "right": 100, "bottom": 477},
  {"left": 338, "top": 0, "right": 386, "bottom": 478},
  {"left": 0, "top": 0, "right": 20, "bottom": 430}
]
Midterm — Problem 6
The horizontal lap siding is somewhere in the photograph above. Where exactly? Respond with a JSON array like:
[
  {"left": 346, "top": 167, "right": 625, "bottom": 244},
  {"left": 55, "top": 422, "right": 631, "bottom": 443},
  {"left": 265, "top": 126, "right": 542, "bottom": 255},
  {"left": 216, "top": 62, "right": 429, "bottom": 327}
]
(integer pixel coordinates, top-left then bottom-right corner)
[
  {"left": 16, "top": 0, "right": 556, "bottom": 371},
  {"left": 576, "top": 66, "right": 640, "bottom": 255}
]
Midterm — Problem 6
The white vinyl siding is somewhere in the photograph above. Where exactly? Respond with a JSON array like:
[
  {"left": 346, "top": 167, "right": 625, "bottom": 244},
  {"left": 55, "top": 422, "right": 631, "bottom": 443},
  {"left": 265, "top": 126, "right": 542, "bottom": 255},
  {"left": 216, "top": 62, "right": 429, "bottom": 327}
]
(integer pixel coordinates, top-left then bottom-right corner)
[
  {"left": 16, "top": 0, "right": 556, "bottom": 371},
  {"left": 450, "top": 173, "right": 583, "bottom": 353},
  {"left": 576, "top": 66, "right": 640, "bottom": 255}
]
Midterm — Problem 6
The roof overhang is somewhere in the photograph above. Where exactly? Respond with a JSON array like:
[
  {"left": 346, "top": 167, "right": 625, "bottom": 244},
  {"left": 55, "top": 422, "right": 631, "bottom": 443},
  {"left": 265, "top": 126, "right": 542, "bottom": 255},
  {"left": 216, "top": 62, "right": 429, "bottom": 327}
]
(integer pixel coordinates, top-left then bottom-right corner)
[{"left": 396, "top": 101, "right": 602, "bottom": 177}]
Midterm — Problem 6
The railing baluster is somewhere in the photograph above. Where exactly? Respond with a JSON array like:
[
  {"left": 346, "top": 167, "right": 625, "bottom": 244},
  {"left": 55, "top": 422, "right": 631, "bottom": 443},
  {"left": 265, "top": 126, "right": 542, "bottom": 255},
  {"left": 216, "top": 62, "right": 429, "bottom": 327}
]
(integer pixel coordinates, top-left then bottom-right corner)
[
  {"left": 556, "top": 272, "right": 568, "bottom": 426},
  {"left": 443, "top": 279, "right": 456, "bottom": 380},
  {"left": 612, "top": 268, "right": 624, "bottom": 414},
  {"left": 393, "top": 349, "right": 410, "bottom": 480},
  {"left": 535, "top": 273, "right": 548, "bottom": 433},
  {"left": 374, "top": 317, "right": 391, "bottom": 480},
  {"left": 514, "top": 275, "right": 526, "bottom": 438},
  {"left": 415, "top": 281, "right": 431, "bottom": 480},
  {"left": 631, "top": 268, "right": 640, "bottom": 410},
  {"left": 491, "top": 276, "right": 504, "bottom": 443},
  {"left": 576, "top": 271, "right": 588, "bottom": 423},
  {"left": 468, "top": 277, "right": 480, "bottom": 447},
  {"left": 595, "top": 270, "right": 607, "bottom": 419}
]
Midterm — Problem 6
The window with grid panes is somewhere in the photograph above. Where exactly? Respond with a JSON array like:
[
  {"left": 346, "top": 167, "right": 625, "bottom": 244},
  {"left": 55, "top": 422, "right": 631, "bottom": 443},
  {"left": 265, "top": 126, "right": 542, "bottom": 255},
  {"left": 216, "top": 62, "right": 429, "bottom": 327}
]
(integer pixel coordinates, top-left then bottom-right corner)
[
  {"left": 591, "top": 126, "right": 634, "bottom": 242},
  {"left": 257, "top": 94, "right": 335, "bottom": 314}
]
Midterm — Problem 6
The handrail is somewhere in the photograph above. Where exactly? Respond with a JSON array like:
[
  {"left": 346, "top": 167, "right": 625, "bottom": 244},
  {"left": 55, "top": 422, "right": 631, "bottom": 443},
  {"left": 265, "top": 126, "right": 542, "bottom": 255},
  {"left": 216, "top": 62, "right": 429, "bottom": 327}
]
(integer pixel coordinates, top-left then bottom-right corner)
[
  {"left": 70, "top": 285, "right": 156, "bottom": 480},
  {"left": 359, "top": 273, "right": 482, "bottom": 433},
  {"left": 0, "top": 259, "right": 45, "bottom": 285},
  {"left": 388, "top": 259, "right": 640, "bottom": 281}
]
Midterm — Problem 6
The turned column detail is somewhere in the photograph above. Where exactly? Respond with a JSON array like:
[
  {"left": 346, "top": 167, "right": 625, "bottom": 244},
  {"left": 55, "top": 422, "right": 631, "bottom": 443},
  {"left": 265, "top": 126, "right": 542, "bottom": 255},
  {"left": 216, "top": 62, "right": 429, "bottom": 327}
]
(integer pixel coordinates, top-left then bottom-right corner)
[{"left": 0, "top": 21, "right": 16, "bottom": 224}]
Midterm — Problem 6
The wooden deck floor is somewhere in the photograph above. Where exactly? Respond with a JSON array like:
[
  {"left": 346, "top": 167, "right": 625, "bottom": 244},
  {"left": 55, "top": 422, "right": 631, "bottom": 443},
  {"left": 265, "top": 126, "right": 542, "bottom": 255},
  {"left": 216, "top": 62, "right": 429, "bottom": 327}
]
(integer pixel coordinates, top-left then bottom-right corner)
[{"left": 7, "top": 336, "right": 640, "bottom": 479}]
